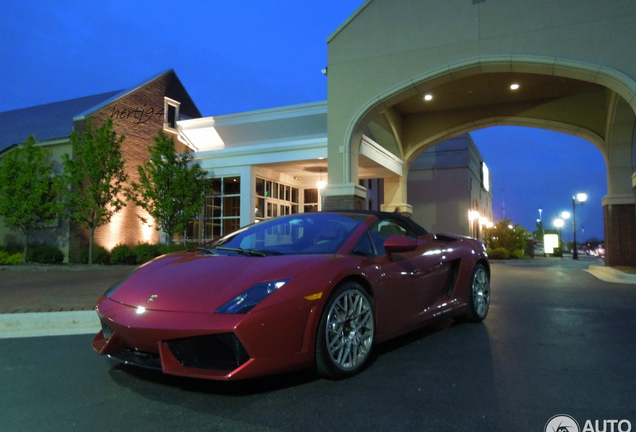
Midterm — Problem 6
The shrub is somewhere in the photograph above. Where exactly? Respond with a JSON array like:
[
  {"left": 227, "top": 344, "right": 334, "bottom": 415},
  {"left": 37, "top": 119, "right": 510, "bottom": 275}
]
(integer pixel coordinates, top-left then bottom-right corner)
[
  {"left": 510, "top": 249, "right": 525, "bottom": 259},
  {"left": 110, "top": 244, "right": 137, "bottom": 265},
  {"left": 0, "top": 251, "right": 23, "bottom": 265},
  {"left": 0, "top": 243, "right": 23, "bottom": 255},
  {"left": 79, "top": 246, "right": 110, "bottom": 265},
  {"left": 487, "top": 247, "right": 510, "bottom": 260},
  {"left": 133, "top": 243, "right": 161, "bottom": 264},
  {"left": 27, "top": 244, "right": 64, "bottom": 264},
  {"left": 157, "top": 243, "right": 188, "bottom": 255}
]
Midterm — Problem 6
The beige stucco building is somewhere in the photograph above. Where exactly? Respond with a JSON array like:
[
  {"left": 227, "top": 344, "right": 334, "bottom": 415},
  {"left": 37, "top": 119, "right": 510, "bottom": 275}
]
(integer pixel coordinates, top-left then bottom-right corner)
[{"left": 322, "top": 0, "right": 636, "bottom": 266}]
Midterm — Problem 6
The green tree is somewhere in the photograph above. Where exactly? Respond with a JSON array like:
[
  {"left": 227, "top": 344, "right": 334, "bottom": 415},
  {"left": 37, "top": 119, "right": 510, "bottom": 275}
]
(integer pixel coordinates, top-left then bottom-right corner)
[
  {"left": 63, "top": 118, "right": 127, "bottom": 264},
  {"left": 533, "top": 220, "right": 544, "bottom": 244},
  {"left": 484, "top": 218, "right": 528, "bottom": 252},
  {"left": 0, "top": 135, "right": 63, "bottom": 263},
  {"left": 127, "top": 130, "right": 206, "bottom": 243}
]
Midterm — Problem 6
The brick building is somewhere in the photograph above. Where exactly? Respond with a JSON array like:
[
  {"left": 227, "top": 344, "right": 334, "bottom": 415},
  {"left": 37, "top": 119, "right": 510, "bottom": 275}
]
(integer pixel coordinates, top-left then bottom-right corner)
[{"left": 0, "top": 70, "right": 200, "bottom": 262}]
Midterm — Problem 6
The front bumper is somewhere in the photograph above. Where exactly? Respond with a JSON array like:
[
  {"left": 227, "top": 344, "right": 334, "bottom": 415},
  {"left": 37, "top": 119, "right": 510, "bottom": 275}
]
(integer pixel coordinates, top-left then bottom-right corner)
[{"left": 92, "top": 296, "right": 320, "bottom": 380}]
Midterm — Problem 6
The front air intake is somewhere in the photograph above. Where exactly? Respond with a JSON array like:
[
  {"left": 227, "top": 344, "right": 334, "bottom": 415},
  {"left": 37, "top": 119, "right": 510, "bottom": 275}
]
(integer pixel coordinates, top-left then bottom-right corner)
[{"left": 166, "top": 333, "right": 250, "bottom": 371}]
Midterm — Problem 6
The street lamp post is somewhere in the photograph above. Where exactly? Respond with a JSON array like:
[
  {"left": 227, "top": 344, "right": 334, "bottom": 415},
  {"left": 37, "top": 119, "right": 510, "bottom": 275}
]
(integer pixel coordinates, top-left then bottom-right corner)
[
  {"left": 554, "top": 218, "right": 564, "bottom": 258},
  {"left": 572, "top": 193, "right": 587, "bottom": 260}
]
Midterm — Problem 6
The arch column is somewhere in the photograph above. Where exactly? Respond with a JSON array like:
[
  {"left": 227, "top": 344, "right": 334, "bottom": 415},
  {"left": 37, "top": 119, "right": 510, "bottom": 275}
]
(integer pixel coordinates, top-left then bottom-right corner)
[
  {"left": 603, "top": 94, "right": 636, "bottom": 266},
  {"left": 380, "top": 169, "right": 413, "bottom": 217},
  {"left": 323, "top": 128, "right": 367, "bottom": 210}
]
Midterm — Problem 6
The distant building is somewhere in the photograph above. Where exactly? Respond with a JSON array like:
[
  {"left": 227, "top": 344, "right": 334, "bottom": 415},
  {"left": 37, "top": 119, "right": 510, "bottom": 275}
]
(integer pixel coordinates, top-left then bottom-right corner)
[{"left": 408, "top": 135, "right": 493, "bottom": 240}]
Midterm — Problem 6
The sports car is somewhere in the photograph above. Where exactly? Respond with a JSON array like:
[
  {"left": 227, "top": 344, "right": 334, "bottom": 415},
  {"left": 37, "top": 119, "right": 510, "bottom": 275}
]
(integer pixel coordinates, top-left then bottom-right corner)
[{"left": 93, "top": 210, "right": 490, "bottom": 380}]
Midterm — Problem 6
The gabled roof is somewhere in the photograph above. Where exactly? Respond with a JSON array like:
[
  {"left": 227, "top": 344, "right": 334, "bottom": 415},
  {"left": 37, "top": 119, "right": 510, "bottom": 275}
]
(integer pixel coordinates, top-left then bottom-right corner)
[
  {"left": 0, "top": 90, "right": 122, "bottom": 154},
  {"left": 73, "top": 69, "right": 180, "bottom": 120},
  {"left": 0, "top": 69, "right": 186, "bottom": 154}
]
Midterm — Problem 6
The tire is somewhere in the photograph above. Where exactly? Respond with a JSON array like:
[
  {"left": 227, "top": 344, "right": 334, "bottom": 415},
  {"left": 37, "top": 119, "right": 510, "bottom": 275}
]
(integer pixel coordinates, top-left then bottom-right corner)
[
  {"left": 465, "top": 263, "right": 490, "bottom": 322},
  {"left": 314, "top": 282, "right": 375, "bottom": 379}
]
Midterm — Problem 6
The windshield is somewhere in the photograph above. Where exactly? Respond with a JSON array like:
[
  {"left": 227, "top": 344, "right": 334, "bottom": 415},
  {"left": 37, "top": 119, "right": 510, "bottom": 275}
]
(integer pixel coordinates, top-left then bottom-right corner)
[{"left": 207, "top": 213, "right": 368, "bottom": 256}]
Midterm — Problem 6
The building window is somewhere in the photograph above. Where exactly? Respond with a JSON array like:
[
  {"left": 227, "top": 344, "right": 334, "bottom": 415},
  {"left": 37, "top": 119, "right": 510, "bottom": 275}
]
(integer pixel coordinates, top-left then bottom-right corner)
[
  {"left": 304, "top": 188, "right": 319, "bottom": 213},
  {"left": 255, "top": 177, "right": 300, "bottom": 221},
  {"left": 186, "top": 176, "right": 241, "bottom": 241},
  {"left": 164, "top": 97, "right": 180, "bottom": 132}
]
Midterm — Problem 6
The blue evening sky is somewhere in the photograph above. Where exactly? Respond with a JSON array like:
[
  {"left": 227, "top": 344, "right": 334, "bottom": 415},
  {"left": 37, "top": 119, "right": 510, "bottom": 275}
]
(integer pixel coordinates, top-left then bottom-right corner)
[{"left": 0, "top": 0, "right": 607, "bottom": 241}]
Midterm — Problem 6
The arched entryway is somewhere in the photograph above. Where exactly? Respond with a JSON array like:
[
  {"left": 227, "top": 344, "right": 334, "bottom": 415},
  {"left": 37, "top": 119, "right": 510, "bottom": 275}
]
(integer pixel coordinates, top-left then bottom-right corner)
[{"left": 324, "top": 1, "right": 636, "bottom": 266}]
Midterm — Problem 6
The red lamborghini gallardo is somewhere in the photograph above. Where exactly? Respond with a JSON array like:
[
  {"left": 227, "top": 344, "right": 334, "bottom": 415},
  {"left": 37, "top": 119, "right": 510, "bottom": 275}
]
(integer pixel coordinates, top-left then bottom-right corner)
[{"left": 93, "top": 211, "right": 490, "bottom": 380}]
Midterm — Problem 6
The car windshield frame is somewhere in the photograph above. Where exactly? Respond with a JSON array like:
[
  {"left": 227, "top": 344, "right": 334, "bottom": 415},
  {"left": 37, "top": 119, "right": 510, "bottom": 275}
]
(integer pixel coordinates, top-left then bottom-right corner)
[{"left": 205, "top": 213, "right": 369, "bottom": 256}]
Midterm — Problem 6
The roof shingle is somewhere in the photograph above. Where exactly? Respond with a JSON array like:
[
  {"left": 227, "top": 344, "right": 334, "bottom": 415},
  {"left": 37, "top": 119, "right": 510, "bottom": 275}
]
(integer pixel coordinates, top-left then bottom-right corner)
[{"left": 0, "top": 90, "right": 123, "bottom": 153}]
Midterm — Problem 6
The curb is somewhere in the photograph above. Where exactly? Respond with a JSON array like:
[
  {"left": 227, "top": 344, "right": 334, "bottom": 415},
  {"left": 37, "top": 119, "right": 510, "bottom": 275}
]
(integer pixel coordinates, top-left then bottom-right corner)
[
  {"left": 0, "top": 310, "right": 100, "bottom": 339},
  {"left": 585, "top": 265, "right": 636, "bottom": 284}
]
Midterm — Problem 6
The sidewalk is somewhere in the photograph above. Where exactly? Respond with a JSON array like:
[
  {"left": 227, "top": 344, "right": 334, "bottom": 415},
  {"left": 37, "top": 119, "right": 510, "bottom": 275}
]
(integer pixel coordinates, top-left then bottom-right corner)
[{"left": 0, "top": 265, "right": 135, "bottom": 338}]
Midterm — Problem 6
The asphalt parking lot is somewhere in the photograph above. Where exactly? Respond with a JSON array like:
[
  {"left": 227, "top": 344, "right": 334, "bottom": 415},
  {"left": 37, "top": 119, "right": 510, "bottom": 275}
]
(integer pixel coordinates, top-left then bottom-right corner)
[{"left": 1, "top": 257, "right": 635, "bottom": 431}]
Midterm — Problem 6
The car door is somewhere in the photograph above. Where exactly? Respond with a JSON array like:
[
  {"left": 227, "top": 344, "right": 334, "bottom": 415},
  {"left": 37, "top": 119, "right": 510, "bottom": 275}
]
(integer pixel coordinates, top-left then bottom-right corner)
[{"left": 358, "top": 219, "right": 452, "bottom": 336}]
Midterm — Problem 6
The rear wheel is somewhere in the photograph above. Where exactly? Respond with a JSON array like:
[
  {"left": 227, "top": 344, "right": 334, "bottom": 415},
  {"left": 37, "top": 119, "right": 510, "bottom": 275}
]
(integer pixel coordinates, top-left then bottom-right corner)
[
  {"left": 465, "top": 263, "right": 490, "bottom": 322},
  {"left": 315, "top": 282, "right": 375, "bottom": 379}
]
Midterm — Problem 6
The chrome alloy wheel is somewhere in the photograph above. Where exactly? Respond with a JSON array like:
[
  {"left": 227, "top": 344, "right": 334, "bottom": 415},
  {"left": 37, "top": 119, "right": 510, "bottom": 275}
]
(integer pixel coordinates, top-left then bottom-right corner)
[
  {"left": 471, "top": 266, "right": 490, "bottom": 319},
  {"left": 325, "top": 289, "right": 374, "bottom": 371}
]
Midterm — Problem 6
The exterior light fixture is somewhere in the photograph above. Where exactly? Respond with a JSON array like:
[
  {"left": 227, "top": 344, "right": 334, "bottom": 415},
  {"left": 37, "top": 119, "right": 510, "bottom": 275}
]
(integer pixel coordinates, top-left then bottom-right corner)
[
  {"left": 317, "top": 169, "right": 326, "bottom": 189},
  {"left": 479, "top": 217, "right": 488, "bottom": 226},
  {"left": 468, "top": 210, "right": 480, "bottom": 220},
  {"left": 561, "top": 211, "right": 570, "bottom": 219},
  {"left": 510, "top": 84, "right": 520, "bottom": 90},
  {"left": 424, "top": 94, "right": 433, "bottom": 101}
]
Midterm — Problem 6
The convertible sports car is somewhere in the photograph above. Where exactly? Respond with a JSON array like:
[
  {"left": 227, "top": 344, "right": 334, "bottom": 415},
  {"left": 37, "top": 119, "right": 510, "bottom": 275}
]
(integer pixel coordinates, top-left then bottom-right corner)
[{"left": 93, "top": 211, "right": 490, "bottom": 380}]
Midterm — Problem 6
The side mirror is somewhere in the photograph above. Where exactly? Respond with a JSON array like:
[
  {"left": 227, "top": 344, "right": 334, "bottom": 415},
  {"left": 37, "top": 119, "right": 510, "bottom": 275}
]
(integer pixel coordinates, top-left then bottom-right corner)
[{"left": 384, "top": 235, "right": 417, "bottom": 258}]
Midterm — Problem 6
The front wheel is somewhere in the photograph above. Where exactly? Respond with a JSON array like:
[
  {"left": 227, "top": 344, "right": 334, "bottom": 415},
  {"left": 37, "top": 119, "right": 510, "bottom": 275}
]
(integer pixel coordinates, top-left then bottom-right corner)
[
  {"left": 314, "top": 282, "right": 375, "bottom": 379},
  {"left": 465, "top": 263, "right": 490, "bottom": 322}
]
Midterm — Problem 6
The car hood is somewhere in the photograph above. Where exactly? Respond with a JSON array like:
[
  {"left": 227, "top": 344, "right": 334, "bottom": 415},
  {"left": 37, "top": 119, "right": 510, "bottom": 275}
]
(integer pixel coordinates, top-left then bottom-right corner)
[{"left": 108, "top": 252, "right": 334, "bottom": 313}]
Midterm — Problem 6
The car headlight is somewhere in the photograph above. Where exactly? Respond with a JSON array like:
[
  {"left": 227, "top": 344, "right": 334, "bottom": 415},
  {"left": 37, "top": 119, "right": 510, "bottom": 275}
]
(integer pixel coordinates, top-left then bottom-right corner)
[{"left": 215, "top": 279, "right": 291, "bottom": 314}]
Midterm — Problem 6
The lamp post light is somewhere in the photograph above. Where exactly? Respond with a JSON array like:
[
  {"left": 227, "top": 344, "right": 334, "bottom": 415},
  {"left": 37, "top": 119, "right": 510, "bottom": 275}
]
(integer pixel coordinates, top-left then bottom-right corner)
[
  {"left": 554, "top": 218, "right": 564, "bottom": 257},
  {"left": 572, "top": 193, "right": 588, "bottom": 260}
]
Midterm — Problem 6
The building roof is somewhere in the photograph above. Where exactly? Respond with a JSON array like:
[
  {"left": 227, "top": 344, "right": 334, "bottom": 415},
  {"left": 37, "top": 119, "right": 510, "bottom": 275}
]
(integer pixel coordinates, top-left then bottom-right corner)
[
  {"left": 179, "top": 101, "right": 327, "bottom": 151},
  {"left": 0, "top": 90, "right": 122, "bottom": 154},
  {"left": 0, "top": 69, "right": 183, "bottom": 154}
]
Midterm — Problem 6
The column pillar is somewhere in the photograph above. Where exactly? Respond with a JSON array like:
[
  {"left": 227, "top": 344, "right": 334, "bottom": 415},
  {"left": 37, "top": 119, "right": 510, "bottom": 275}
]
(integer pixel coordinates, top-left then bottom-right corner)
[
  {"left": 322, "top": 183, "right": 367, "bottom": 211},
  {"left": 380, "top": 176, "right": 413, "bottom": 217},
  {"left": 603, "top": 194, "right": 636, "bottom": 266},
  {"left": 603, "top": 94, "right": 636, "bottom": 266}
]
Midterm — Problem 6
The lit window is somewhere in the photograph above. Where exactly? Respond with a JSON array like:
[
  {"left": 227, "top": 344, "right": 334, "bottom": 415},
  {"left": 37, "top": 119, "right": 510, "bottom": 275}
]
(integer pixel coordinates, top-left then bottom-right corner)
[
  {"left": 255, "top": 177, "right": 301, "bottom": 221},
  {"left": 184, "top": 176, "right": 241, "bottom": 242}
]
